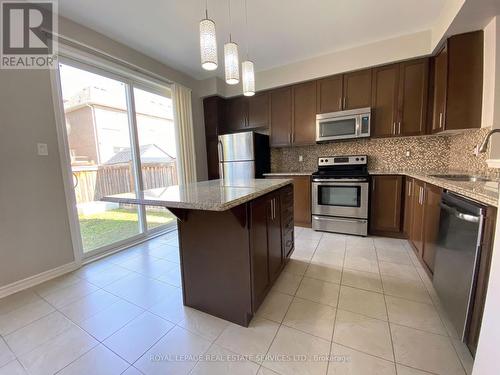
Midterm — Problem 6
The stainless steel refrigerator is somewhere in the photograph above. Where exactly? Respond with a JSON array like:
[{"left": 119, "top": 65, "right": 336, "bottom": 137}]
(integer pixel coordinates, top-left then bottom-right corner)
[{"left": 218, "top": 132, "right": 270, "bottom": 182}]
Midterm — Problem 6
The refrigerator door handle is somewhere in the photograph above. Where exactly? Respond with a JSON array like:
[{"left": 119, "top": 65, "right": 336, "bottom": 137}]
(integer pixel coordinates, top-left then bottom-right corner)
[{"left": 218, "top": 140, "right": 224, "bottom": 179}]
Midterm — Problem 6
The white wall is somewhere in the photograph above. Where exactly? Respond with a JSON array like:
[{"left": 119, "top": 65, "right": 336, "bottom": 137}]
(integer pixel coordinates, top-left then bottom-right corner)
[{"left": 0, "top": 16, "right": 208, "bottom": 290}]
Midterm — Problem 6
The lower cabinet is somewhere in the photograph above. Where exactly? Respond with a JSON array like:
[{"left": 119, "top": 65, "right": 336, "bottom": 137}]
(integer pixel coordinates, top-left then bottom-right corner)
[
  {"left": 266, "top": 175, "right": 311, "bottom": 227},
  {"left": 369, "top": 175, "right": 404, "bottom": 235},
  {"left": 421, "top": 184, "right": 442, "bottom": 273},
  {"left": 250, "top": 186, "right": 294, "bottom": 309}
]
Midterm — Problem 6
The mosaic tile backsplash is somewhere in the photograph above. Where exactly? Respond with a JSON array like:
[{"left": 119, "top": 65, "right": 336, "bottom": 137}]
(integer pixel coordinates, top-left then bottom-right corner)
[{"left": 271, "top": 128, "right": 493, "bottom": 175}]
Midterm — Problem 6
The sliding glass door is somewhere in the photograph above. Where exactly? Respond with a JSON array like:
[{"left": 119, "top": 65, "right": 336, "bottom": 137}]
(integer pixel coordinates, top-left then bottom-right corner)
[{"left": 57, "top": 59, "right": 177, "bottom": 257}]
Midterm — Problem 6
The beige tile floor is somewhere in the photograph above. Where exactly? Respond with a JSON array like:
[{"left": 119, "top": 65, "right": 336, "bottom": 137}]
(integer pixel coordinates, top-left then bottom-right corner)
[{"left": 0, "top": 227, "right": 474, "bottom": 375}]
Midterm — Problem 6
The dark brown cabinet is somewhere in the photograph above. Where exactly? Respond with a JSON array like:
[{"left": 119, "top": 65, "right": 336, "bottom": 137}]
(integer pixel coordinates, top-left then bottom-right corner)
[
  {"left": 250, "top": 187, "right": 293, "bottom": 308},
  {"left": 399, "top": 59, "right": 429, "bottom": 136},
  {"left": 266, "top": 175, "right": 311, "bottom": 228},
  {"left": 270, "top": 87, "right": 293, "bottom": 147},
  {"left": 247, "top": 92, "right": 270, "bottom": 129},
  {"left": 403, "top": 177, "right": 414, "bottom": 237},
  {"left": 370, "top": 175, "right": 403, "bottom": 235},
  {"left": 372, "top": 64, "right": 400, "bottom": 137},
  {"left": 421, "top": 183, "right": 442, "bottom": 273},
  {"left": 432, "top": 31, "right": 483, "bottom": 132},
  {"left": 410, "top": 179, "right": 425, "bottom": 257},
  {"left": 372, "top": 60, "right": 428, "bottom": 137},
  {"left": 203, "top": 96, "right": 225, "bottom": 180},
  {"left": 317, "top": 75, "right": 343, "bottom": 113},
  {"left": 343, "top": 69, "right": 372, "bottom": 110},
  {"left": 292, "top": 81, "right": 317, "bottom": 145},
  {"left": 224, "top": 96, "right": 247, "bottom": 133}
]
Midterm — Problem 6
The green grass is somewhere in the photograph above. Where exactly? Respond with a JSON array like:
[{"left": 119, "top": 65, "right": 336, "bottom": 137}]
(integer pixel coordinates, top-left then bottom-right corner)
[{"left": 79, "top": 208, "right": 174, "bottom": 252}]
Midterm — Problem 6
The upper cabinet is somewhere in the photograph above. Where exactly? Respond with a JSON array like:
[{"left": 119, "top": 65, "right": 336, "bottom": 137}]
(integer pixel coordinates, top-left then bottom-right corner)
[
  {"left": 247, "top": 92, "right": 270, "bottom": 129},
  {"left": 371, "top": 59, "right": 429, "bottom": 137},
  {"left": 292, "top": 81, "right": 317, "bottom": 145},
  {"left": 270, "top": 82, "right": 316, "bottom": 147},
  {"left": 317, "top": 75, "right": 343, "bottom": 113},
  {"left": 222, "top": 93, "right": 270, "bottom": 133},
  {"left": 399, "top": 59, "right": 429, "bottom": 136},
  {"left": 270, "top": 87, "right": 293, "bottom": 147},
  {"left": 432, "top": 31, "right": 483, "bottom": 132},
  {"left": 343, "top": 69, "right": 373, "bottom": 110},
  {"left": 371, "top": 64, "right": 400, "bottom": 137}
]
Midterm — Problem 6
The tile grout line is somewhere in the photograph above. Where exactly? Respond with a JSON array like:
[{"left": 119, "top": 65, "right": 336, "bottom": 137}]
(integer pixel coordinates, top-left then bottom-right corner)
[{"left": 325, "top": 235, "right": 347, "bottom": 375}]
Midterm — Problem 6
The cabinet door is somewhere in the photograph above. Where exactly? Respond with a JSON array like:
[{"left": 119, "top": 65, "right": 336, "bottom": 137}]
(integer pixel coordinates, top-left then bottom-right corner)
[
  {"left": 250, "top": 195, "right": 270, "bottom": 307},
  {"left": 403, "top": 177, "right": 414, "bottom": 237},
  {"left": 203, "top": 96, "right": 224, "bottom": 137},
  {"left": 225, "top": 96, "right": 247, "bottom": 132},
  {"left": 292, "top": 81, "right": 317, "bottom": 145},
  {"left": 206, "top": 138, "right": 219, "bottom": 180},
  {"left": 317, "top": 75, "right": 343, "bottom": 113},
  {"left": 410, "top": 179, "right": 425, "bottom": 257},
  {"left": 422, "top": 184, "right": 442, "bottom": 273},
  {"left": 343, "top": 69, "right": 372, "bottom": 110},
  {"left": 268, "top": 195, "right": 283, "bottom": 282},
  {"left": 371, "top": 64, "right": 399, "bottom": 137},
  {"left": 399, "top": 59, "right": 429, "bottom": 136},
  {"left": 270, "top": 87, "right": 293, "bottom": 147},
  {"left": 248, "top": 92, "right": 269, "bottom": 129},
  {"left": 370, "top": 175, "right": 403, "bottom": 234},
  {"left": 432, "top": 46, "right": 448, "bottom": 133}
]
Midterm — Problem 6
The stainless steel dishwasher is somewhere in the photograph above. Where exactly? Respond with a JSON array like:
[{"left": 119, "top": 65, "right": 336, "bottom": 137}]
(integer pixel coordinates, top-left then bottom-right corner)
[{"left": 433, "top": 191, "right": 486, "bottom": 340}]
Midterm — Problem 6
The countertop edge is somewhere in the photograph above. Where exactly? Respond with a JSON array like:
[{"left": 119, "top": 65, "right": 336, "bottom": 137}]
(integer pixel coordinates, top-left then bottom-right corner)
[{"left": 103, "top": 179, "right": 294, "bottom": 211}]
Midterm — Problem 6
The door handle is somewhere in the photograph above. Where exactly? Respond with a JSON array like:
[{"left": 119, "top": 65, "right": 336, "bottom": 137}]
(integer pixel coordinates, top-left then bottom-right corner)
[{"left": 440, "top": 202, "right": 481, "bottom": 223}]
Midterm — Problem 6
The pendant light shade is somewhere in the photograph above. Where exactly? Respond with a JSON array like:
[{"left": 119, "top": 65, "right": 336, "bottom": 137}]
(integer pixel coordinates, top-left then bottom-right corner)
[
  {"left": 199, "top": 17, "right": 218, "bottom": 71},
  {"left": 242, "top": 60, "right": 255, "bottom": 96},
  {"left": 224, "top": 41, "right": 239, "bottom": 85}
]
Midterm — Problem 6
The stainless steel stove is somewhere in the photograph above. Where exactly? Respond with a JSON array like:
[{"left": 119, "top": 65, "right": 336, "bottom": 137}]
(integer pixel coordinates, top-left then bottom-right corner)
[{"left": 311, "top": 155, "right": 369, "bottom": 236}]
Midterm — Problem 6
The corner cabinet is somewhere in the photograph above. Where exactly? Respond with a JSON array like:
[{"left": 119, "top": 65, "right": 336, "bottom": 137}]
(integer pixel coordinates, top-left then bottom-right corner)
[
  {"left": 369, "top": 175, "right": 404, "bottom": 236},
  {"left": 250, "top": 185, "right": 294, "bottom": 309}
]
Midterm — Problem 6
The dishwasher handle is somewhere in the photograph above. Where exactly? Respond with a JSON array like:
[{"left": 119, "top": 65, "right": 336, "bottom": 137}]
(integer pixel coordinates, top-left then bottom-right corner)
[{"left": 440, "top": 202, "right": 481, "bottom": 223}]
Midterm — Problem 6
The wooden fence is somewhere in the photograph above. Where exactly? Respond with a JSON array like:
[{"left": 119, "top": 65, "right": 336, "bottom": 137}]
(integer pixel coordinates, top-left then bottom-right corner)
[{"left": 73, "top": 162, "right": 178, "bottom": 203}]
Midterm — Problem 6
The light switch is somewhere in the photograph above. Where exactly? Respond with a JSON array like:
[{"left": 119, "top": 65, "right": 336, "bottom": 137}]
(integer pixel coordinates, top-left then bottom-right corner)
[
  {"left": 405, "top": 150, "right": 411, "bottom": 157},
  {"left": 299, "top": 155, "right": 303, "bottom": 162},
  {"left": 37, "top": 143, "right": 48, "bottom": 156}
]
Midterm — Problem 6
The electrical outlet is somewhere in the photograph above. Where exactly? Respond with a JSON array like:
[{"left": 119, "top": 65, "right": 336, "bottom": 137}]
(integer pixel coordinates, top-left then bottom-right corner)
[
  {"left": 37, "top": 143, "right": 48, "bottom": 156},
  {"left": 405, "top": 150, "right": 411, "bottom": 158},
  {"left": 298, "top": 155, "right": 303, "bottom": 162}
]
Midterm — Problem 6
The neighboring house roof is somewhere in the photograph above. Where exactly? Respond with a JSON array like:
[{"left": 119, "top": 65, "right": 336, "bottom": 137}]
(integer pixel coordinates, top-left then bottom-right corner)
[{"left": 104, "top": 144, "right": 175, "bottom": 165}]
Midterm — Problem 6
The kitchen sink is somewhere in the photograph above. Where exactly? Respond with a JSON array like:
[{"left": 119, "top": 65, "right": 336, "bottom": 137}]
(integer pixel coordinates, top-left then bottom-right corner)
[{"left": 429, "top": 174, "right": 494, "bottom": 182}]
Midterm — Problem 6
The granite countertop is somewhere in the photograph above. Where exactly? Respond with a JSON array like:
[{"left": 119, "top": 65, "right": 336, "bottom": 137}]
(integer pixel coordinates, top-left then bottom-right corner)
[
  {"left": 264, "top": 172, "right": 314, "bottom": 176},
  {"left": 370, "top": 170, "right": 499, "bottom": 207},
  {"left": 101, "top": 178, "right": 292, "bottom": 211}
]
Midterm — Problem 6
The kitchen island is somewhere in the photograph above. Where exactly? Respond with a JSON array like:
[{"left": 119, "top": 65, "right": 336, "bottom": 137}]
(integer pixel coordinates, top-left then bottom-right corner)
[{"left": 103, "top": 179, "right": 294, "bottom": 327}]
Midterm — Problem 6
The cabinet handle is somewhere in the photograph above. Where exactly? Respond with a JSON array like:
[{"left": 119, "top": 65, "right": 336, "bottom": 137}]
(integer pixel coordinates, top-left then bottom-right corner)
[
  {"left": 393, "top": 122, "right": 396, "bottom": 135},
  {"left": 408, "top": 181, "right": 412, "bottom": 197},
  {"left": 338, "top": 97, "right": 342, "bottom": 110},
  {"left": 398, "top": 121, "right": 401, "bottom": 134},
  {"left": 439, "top": 112, "right": 443, "bottom": 128},
  {"left": 343, "top": 97, "right": 346, "bottom": 109},
  {"left": 288, "top": 133, "right": 292, "bottom": 144},
  {"left": 372, "top": 179, "right": 376, "bottom": 192}
]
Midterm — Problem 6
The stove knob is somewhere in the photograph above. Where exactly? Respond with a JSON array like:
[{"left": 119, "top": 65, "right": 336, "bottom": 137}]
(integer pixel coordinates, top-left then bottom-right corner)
[
  {"left": 320, "top": 159, "right": 324, "bottom": 163},
  {"left": 356, "top": 158, "right": 359, "bottom": 161},
  {"left": 325, "top": 159, "right": 329, "bottom": 162}
]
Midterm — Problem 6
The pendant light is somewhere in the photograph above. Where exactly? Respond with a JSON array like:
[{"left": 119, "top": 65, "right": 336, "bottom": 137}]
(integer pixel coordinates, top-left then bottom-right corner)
[
  {"left": 224, "top": 0, "right": 239, "bottom": 85},
  {"left": 241, "top": 0, "right": 255, "bottom": 96},
  {"left": 199, "top": 0, "right": 218, "bottom": 71}
]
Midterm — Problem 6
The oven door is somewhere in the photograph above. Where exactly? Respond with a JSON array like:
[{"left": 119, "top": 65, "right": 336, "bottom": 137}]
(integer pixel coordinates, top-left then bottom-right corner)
[{"left": 312, "top": 180, "right": 369, "bottom": 219}]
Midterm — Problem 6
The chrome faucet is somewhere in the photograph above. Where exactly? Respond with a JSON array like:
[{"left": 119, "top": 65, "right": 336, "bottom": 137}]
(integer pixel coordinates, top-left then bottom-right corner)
[{"left": 476, "top": 129, "right": 500, "bottom": 154}]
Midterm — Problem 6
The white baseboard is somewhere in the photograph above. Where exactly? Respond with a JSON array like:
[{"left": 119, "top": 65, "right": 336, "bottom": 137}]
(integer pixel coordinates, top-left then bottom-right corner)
[{"left": 0, "top": 261, "right": 81, "bottom": 299}]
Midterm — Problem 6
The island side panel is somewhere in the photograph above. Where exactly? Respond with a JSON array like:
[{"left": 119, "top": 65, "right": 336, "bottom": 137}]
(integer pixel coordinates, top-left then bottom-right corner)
[{"left": 177, "top": 204, "right": 253, "bottom": 326}]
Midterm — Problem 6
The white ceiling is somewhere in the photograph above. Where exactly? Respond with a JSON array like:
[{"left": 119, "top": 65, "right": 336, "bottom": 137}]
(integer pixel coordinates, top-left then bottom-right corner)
[{"left": 59, "top": 0, "right": 449, "bottom": 80}]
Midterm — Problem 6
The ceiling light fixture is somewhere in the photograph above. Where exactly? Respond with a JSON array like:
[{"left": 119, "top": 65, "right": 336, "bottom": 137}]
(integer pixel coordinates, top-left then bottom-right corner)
[
  {"left": 199, "top": 0, "right": 218, "bottom": 71},
  {"left": 241, "top": 0, "right": 255, "bottom": 96},
  {"left": 224, "top": 0, "right": 239, "bottom": 85}
]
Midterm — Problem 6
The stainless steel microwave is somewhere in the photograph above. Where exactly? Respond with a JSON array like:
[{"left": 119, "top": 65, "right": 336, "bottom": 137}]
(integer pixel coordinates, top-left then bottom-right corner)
[{"left": 316, "top": 107, "right": 371, "bottom": 142}]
